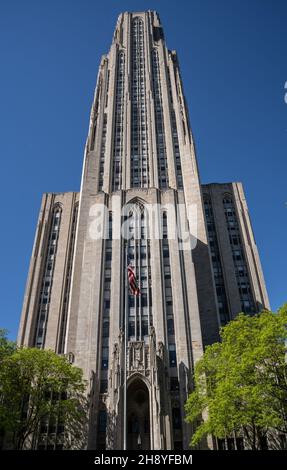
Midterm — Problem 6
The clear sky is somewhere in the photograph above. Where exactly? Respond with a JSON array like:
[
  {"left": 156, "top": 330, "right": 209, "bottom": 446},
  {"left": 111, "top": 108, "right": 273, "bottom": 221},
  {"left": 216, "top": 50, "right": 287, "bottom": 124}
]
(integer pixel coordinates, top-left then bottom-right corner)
[{"left": 0, "top": 0, "right": 286, "bottom": 340}]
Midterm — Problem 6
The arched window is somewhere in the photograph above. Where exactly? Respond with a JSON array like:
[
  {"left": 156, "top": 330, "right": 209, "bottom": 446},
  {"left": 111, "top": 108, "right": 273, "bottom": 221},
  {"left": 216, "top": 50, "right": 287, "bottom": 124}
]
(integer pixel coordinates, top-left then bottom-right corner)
[{"left": 222, "top": 193, "right": 233, "bottom": 205}]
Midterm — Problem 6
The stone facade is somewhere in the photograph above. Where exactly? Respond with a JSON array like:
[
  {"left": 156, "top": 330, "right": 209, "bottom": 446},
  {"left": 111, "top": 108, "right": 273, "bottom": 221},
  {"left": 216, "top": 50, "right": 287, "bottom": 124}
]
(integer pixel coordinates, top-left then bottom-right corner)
[
  {"left": 18, "top": 11, "right": 269, "bottom": 450},
  {"left": 202, "top": 183, "right": 269, "bottom": 325}
]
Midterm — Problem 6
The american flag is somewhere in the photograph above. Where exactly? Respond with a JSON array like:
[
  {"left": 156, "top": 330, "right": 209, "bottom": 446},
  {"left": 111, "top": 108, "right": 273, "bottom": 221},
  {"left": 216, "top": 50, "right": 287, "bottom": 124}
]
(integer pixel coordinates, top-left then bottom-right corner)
[{"left": 127, "top": 259, "right": 140, "bottom": 296}]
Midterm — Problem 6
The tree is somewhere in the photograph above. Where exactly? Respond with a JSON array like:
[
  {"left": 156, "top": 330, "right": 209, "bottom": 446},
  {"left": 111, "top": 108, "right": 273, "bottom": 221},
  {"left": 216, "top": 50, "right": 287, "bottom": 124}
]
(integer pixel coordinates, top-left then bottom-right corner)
[
  {"left": 0, "top": 329, "right": 16, "bottom": 362},
  {"left": 0, "top": 330, "right": 17, "bottom": 448},
  {"left": 185, "top": 305, "right": 287, "bottom": 449},
  {"left": 0, "top": 347, "right": 88, "bottom": 449}
]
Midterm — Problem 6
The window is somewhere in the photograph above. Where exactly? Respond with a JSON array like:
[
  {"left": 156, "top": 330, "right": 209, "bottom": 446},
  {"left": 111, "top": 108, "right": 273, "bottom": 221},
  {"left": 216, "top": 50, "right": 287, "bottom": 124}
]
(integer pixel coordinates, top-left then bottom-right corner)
[
  {"left": 163, "top": 247, "right": 170, "bottom": 258},
  {"left": 131, "top": 19, "right": 149, "bottom": 188},
  {"left": 172, "top": 408, "right": 182, "bottom": 429},
  {"left": 170, "top": 377, "right": 179, "bottom": 392},
  {"left": 141, "top": 294, "right": 148, "bottom": 307},
  {"left": 105, "top": 251, "right": 112, "bottom": 261},
  {"left": 34, "top": 205, "right": 62, "bottom": 348},
  {"left": 98, "top": 410, "right": 107, "bottom": 432},
  {"left": 102, "top": 321, "right": 109, "bottom": 338},
  {"left": 141, "top": 318, "right": 148, "bottom": 336},
  {"left": 98, "top": 114, "right": 107, "bottom": 191},
  {"left": 128, "top": 320, "right": 135, "bottom": 337},
  {"left": 167, "top": 318, "right": 174, "bottom": 335},
  {"left": 152, "top": 49, "right": 169, "bottom": 188},
  {"left": 104, "top": 290, "right": 110, "bottom": 302},
  {"left": 164, "top": 267, "right": 171, "bottom": 278},
  {"left": 204, "top": 196, "right": 230, "bottom": 325},
  {"left": 169, "top": 344, "right": 177, "bottom": 367},
  {"left": 223, "top": 194, "right": 255, "bottom": 314},
  {"left": 100, "top": 380, "right": 108, "bottom": 393}
]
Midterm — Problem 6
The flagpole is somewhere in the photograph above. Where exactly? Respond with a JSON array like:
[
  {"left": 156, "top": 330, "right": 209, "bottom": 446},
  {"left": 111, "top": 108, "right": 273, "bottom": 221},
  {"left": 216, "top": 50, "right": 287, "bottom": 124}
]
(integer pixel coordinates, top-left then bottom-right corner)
[{"left": 123, "top": 241, "right": 128, "bottom": 451}]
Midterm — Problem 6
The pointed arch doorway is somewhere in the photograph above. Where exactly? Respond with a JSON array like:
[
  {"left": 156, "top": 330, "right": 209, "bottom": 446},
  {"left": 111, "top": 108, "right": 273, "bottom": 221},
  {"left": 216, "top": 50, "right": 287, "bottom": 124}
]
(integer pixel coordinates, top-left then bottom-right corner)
[{"left": 127, "top": 378, "right": 150, "bottom": 450}]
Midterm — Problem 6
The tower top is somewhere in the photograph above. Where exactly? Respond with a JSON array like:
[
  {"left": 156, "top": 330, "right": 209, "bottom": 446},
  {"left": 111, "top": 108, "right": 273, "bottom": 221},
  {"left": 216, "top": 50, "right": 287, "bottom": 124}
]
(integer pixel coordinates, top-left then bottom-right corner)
[{"left": 116, "top": 10, "right": 162, "bottom": 25}]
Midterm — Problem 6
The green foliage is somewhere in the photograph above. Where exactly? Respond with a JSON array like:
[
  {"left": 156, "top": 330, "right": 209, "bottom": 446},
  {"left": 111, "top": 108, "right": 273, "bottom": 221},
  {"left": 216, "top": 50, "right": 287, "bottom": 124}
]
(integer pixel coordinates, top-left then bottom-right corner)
[
  {"left": 0, "top": 344, "right": 88, "bottom": 449},
  {"left": 0, "top": 329, "right": 16, "bottom": 362},
  {"left": 185, "top": 305, "right": 287, "bottom": 449}
]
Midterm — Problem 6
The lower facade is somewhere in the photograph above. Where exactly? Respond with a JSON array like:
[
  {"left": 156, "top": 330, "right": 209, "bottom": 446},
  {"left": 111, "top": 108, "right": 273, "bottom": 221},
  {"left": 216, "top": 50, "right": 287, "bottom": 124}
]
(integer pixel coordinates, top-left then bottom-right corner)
[{"left": 18, "top": 183, "right": 269, "bottom": 450}]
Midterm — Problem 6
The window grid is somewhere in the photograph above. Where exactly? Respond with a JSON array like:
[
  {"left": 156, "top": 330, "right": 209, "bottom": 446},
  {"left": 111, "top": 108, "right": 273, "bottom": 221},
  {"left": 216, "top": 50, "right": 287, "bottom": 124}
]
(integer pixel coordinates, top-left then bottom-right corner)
[
  {"left": 98, "top": 113, "right": 107, "bottom": 191},
  {"left": 223, "top": 195, "right": 256, "bottom": 314},
  {"left": 34, "top": 206, "right": 62, "bottom": 348},
  {"left": 162, "top": 212, "right": 178, "bottom": 368},
  {"left": 127, "top": 206, "right": 152, "bottom": 342},
  {"left": 58, "top": 203, "right": 78, "bottom": 353},
  {"left": 112, "top": 52, "right": 125, "bottom": 191},
  {"left": 130, "top": 18, "right": 149, "bottom": 188},
  {"left": 204, "top": 197, "right": 230, "bottom": 325},
  {"left": 36, "top": 391, "right": 67, "bottom": 450},
  {"left": 89, "top": 82, "right": 100, "bottom": 151},
  {"left": 100, "top": 212, "right": 112, "bottom": 375},
  {"left": 167, "top": 68, "right": 183, "bottom": 189},
  {"left": 152, "top": 49, "right": 169, "bottom": 188}
]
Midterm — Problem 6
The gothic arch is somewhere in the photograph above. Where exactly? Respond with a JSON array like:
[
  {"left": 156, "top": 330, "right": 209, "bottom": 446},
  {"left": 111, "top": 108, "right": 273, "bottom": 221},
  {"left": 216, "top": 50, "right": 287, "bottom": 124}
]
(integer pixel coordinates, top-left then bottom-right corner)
[
  {"left": 123, "top": 198, "right": 148, "bottom": 230},
  {"left": 127, "top": 371, "right": 151, "bottom": 390},
  {"left": 132, "top": 16, "right": 144, "bottom": 27},
  {"left": 124, "top": 196, "right": 147, "bottom": 211},
  {"left": 53, "top": 202, "right": 63, "bottom": 211},
  {"left": 222, "top": 192, "right": 233, "bottom": 204},
  {"left": 127, "top": 375, "right": 150, "bottom": 450}
]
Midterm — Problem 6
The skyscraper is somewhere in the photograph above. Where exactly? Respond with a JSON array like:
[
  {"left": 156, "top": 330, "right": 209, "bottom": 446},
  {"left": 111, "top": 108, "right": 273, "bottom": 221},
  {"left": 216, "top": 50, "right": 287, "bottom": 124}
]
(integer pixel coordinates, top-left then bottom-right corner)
[{"left": 18, "top": 11, "right": 269, "bottom": 450}]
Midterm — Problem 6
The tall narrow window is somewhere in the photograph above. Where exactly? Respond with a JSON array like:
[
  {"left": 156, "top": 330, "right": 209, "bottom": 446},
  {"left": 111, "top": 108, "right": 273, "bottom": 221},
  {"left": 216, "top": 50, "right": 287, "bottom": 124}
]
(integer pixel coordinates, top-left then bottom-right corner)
[
  {"left": 98, "top": 113, "right": 107, "bottom": 191},
  {"left": 34, "top": 205, "right": 62, "bottom": 348},
  {"left": 131, "top": 18, "right": 149, "bottom": 188},
  {"left": 97, "top": 408, "right": 107, "bottom": 450},
  {"left": 152, "top": 49, "right": 168, "bottom": 188},
  {"left": 112, "top": 52, "right": 125, "bottom": 191},
  {"left": 126, "top": 203, "right": 152, "bottom": 341},
  {"left": 58, "top": 203, "right": 78, "bottom": 353},
  {"left": 100, "top": 212, "right": 112, "bottom": 376},
  {"left": 204, "top": 196, "right": 230, "bottom": 325},
  {"left": 162, "top": 212, "right": 178, "bottom": 359},
  {"left": 89, "top": 82, "right": 100, "bottom": 151},
  {"left": 167, "top": 66, "right": 183, "bottom": 189},
  {"left": 223, "top": 195, "right": 255, "bottom": 314}
]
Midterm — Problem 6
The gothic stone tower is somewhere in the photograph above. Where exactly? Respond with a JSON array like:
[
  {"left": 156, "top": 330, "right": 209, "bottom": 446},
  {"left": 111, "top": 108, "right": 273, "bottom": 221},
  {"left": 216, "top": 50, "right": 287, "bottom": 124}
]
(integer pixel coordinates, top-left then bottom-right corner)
[
  {"left": 67, "top": 10, "right": 220, "bottom": 450},
  {"left": 18, "top": 11, "right": 269, "bottom": 450}
]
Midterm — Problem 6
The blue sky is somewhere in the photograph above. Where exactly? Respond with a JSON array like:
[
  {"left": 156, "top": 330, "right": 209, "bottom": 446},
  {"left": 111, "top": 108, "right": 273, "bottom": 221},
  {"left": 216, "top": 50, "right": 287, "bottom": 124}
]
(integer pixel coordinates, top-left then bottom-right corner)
[{"left": 0, "top": 0, "right": 286, "bottom": 340}]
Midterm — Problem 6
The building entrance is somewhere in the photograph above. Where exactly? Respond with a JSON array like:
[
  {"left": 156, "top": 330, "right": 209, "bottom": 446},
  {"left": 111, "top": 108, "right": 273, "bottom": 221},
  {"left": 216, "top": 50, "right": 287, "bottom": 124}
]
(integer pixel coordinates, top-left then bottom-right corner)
[{"left": 127, "top": 378, "right": 150, "bottom": 450}]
